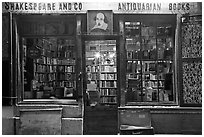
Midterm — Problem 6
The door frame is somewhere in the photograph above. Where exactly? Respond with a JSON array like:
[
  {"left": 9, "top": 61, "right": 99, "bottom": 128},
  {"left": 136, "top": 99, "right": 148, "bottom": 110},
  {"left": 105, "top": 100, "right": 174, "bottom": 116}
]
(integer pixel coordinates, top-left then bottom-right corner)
[{"left": 81, "top": 34, "right": 120, "bottom": 134}]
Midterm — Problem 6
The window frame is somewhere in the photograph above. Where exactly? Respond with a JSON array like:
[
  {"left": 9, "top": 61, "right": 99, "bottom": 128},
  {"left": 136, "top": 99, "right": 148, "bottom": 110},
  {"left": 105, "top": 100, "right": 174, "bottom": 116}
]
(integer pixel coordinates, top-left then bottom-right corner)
[
  {"left": 121, "top": 14, "right": 178, "bottom": 106},
  {"left": 15, "top": 14, "right": 79, "bottom": 103}
]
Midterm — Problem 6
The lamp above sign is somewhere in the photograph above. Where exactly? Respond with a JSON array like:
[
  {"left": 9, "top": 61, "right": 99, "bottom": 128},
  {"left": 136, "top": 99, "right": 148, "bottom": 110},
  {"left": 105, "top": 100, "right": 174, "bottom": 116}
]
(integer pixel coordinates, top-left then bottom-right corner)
[{"left": 87, "top": 10, "right": 113, "bottom": 35}]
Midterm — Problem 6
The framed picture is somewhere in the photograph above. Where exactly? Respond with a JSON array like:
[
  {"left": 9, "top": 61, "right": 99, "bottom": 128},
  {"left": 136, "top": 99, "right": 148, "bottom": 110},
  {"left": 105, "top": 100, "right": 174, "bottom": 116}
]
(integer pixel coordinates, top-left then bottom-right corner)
[{"left": 87, "top": 10, "right": 113, "bottom": 35}]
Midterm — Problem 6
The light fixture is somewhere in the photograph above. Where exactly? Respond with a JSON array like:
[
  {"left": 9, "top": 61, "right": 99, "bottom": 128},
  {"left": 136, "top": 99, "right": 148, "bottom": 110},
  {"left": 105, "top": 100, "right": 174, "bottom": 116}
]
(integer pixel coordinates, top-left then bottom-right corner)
[
  {"left": 94, "top": 52, "right": 100, "bottom": 58},
  {"left": 109, "top": 53, "right": 115, "bottom": 58},
  {"left": 113, "top": 46, "right": 116, "bottom": 51}
]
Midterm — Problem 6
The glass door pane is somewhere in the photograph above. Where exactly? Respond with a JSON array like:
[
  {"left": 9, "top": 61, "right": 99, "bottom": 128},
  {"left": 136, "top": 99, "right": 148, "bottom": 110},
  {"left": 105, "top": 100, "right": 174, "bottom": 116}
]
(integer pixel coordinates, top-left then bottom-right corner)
[{"left": 85, "top": 40, "right": 117, "bottom": 106}]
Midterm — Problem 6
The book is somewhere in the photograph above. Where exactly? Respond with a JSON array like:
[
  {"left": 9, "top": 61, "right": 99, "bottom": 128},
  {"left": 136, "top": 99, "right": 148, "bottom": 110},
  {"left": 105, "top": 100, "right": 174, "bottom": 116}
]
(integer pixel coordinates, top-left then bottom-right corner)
[
  {"left": 127, "top": 51, "right": 133, "bottom": 59},
  {"left": 127, "top": 61, "right": 133, "bottom": 73},
  {"left": 142, "top": 50, "right": 149, "bottom": 59}
]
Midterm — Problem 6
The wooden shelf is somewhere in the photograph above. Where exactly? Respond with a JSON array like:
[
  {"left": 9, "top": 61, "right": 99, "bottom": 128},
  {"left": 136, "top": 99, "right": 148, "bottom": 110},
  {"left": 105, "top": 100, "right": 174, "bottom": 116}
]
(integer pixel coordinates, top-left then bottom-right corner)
[
  {"left": 100, "top": 79, "right": 116, "bottom": 81},
  {"left": 100, "top": 102, "right": 117, "bottom": 104},
  {"left": 100, "top": 72, "right": 117, "bottom": 73},
  {"left": 100, "top": 87, "right": 117, "bottom": 89},
  {"left": 101, "top": 95, "right": 117, "bottom": 97}
]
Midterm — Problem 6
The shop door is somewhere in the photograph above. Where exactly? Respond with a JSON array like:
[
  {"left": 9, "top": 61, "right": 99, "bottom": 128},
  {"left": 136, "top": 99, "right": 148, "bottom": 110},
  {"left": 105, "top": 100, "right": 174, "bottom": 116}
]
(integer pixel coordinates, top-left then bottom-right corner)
[{"left": 82, "top": 37, "right": 119, "bottom": 135}]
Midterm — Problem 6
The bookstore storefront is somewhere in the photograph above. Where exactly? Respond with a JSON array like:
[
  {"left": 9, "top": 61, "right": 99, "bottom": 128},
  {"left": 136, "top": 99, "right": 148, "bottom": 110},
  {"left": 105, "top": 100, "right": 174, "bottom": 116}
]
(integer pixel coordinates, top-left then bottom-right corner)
[{"left": 2, "top": 2, "right": 202, "bottom": 135}]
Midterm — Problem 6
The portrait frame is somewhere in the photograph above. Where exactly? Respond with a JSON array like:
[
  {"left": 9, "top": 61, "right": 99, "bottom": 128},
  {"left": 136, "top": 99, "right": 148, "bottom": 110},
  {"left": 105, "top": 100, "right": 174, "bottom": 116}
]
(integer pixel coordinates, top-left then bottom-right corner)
[{"left": 87, "top": 10, "right": 113, "bottom": 35}]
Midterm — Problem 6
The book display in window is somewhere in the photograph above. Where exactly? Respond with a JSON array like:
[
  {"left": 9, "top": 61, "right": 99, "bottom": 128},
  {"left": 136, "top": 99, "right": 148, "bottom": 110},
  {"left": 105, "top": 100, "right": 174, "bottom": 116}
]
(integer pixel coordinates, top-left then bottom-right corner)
[
  {"left": 24, "top": 37, "right": 76, "bottom": 99},
  {"left": 125, "top": 21, "right": 174, "bottom": 103},
  {"left": 85, "top": 40, "right": 117, "bottom": 105}
]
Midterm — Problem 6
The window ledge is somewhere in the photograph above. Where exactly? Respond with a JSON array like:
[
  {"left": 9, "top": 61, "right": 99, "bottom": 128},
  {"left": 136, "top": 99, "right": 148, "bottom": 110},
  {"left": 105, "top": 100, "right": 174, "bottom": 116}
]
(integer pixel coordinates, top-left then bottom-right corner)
[
  {"left": 119, "top": 106, "right": 201, "bottom": 110},
  {"left": 118, "top": 106, "right": 202, "bottom": 114},
  {"left": 18, "top": 99, "right": 78, "bottom": 106}
]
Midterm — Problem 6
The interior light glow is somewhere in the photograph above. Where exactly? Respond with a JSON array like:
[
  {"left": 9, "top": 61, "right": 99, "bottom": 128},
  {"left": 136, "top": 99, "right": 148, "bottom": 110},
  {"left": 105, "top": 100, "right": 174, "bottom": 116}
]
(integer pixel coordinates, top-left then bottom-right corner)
[{"left": 94, "top": 52, "right": 100, "bottom": 58}]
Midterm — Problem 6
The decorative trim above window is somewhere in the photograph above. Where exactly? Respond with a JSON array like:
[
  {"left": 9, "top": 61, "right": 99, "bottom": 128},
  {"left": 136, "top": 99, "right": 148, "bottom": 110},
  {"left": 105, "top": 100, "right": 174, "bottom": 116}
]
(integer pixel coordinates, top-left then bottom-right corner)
[{"left": 180, "top": 14, "right": 202, "bottom": 107}]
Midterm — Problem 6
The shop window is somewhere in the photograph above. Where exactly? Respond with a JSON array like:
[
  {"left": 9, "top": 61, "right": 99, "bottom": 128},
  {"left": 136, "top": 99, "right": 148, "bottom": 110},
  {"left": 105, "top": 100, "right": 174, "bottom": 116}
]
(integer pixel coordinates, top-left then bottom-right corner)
[
  {"left": 22, "top": 37, "right": 76, "bottom": 99},
  {"left": 124, "top": 15, "right": 176, "bottom": 105},
  {"left": 17, "top": 15, "right": 77, "bottom": 101}
]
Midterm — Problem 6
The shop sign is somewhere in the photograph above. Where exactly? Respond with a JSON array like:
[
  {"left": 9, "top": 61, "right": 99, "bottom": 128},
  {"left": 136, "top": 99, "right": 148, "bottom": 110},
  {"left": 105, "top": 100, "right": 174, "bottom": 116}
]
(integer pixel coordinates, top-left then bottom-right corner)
[
  {"left": 117, "top": 3, "right": 162, "bottom": 11},
  {"left": 115, "top": 2, "right": 200, "bottom": 14},
  {"left": 87, "top": 10, "right": 113, "bottom": 35},
  {"left": 2, "top": 2, "right": 201, "bottom": 15},
  {"left": 27, "top": 46, "right": 41, "bottom": 59},
  {"left": 3, "top": 2, "right": 83, "bottom": 13}
]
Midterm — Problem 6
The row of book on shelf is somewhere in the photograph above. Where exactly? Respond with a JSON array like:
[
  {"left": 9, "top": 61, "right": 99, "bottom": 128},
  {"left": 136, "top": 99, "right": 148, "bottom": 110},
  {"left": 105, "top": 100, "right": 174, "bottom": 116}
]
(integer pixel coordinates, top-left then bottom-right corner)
[
  {"left": 39, "top": 49, "right": 75, "bottom": 59},
  {"left": 36, "top": 57, "right": 75, "bottom": 65},
  {"left": 86, "top": 65, "right": 117, "bottom": 72},
  {"left": 100, "top": 73, "right": 117, "bottom": 80},
  {"left": 36, "top": 38, "right": 74, "bottom": 49},
  {"left": 35, "top": 64, "right": 75, "bottom": 73},
  {"left": 127, "top": 61, "right": 172, "bottom": 73},
  {"left": 37, "top": 40, "right": 75, "bottom": 53},
  {"left": 126, "top": 37, "right": 172, "bottom": 45},
  {"left": 100, "top": 81, "right": 117, "bottom": 88},
  {"left": 100, "top": 96, "right": 117, "bottom": 103},
  {"left": 126, "top": 49, "right": 173, "bottom": 60},
  {"left": 100, "top": 88, "right": 117, "bottom": 96},
  {"left": 34, "top": 73, "right": 75, "bottom": 82},
  {"left": 142, "top": 73, "right": 164, "bottom": 80},
  {"left": 31, "top": 81, "right": 75, "bottom": 88},
  {"left": 87, "top": 73, "right": 117, "bottom": 81},
  {"left": 125, "top": 22, "right": 173, "bottom": 37},
  {"left": 142, "top": 81, "right": 164, "bottom": 88}
]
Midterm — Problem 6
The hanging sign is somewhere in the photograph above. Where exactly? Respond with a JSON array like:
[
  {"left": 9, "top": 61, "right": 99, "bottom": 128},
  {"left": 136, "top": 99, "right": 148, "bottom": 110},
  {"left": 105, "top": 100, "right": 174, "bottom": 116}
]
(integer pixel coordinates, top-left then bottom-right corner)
[{"left": 27, "top": 46, "right": 41, "bottom": 59}]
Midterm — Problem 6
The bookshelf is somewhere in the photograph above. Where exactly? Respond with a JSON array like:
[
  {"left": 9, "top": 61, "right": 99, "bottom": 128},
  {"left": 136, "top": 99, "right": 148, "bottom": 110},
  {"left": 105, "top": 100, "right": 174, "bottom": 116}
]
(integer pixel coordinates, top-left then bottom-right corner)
[
  {"left": 85, "top": 40, "right": 117, "bottom": 105},
  {"left": 24, "top": 37, "right": 76, "bottom": 99},
  {"left": 125, "top": 21, "right": 174, "bottom": 103}
]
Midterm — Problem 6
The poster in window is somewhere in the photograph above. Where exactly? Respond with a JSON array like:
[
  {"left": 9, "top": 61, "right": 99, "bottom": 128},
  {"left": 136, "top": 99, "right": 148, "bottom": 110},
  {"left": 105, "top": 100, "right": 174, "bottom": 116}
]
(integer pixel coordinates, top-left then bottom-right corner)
[{"left": 87, "top": 10, "right": 113, "bottom": 35}]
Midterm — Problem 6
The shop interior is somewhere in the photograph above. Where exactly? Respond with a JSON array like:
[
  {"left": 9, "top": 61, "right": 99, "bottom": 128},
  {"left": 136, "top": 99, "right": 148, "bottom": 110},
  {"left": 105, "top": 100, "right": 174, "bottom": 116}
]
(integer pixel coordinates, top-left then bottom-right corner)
[{"left": 23, "top": 37, "right": 76, "bottom": 99}]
